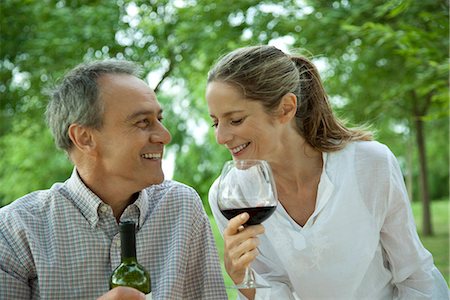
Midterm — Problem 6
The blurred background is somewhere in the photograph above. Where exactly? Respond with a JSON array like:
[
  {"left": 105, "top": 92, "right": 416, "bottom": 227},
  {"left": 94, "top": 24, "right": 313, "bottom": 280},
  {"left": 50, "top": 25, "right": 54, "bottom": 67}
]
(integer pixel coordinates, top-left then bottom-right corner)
[{"left": 1, "top": 0, "right": 448, "bottom": 290}]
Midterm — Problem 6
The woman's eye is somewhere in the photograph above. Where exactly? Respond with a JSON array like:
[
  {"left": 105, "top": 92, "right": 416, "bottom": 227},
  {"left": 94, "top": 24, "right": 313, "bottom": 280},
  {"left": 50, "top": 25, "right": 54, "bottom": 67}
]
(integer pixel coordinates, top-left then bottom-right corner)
[
  {"left": 211, "top": 117, "right": 244, "bottom": 128},
  {"left": 230, "top": 118, "right": 244, "bottom": 125}
]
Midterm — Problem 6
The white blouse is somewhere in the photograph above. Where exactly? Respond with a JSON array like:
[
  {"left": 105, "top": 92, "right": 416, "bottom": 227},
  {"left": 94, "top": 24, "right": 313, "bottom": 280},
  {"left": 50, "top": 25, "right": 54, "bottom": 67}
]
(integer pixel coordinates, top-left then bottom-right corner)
[{"left": 209, "top": 141, "right": 448, "bottom": 299}]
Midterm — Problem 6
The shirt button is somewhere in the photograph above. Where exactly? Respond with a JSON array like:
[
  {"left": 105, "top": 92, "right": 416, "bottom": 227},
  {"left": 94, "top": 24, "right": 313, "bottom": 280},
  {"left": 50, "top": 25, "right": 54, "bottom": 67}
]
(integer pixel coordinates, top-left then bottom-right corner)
[
  {"left": 99, "top": 205, "right": 108, "bottom": 213},
  {"left": 116, "top": 240, "right": 121, "bottom": 247}
]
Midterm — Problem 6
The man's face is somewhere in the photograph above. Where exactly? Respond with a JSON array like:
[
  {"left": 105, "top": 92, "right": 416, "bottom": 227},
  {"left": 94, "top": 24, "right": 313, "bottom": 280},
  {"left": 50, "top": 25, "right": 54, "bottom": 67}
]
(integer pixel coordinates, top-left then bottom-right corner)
[{"left": 91, "top": 73, "right": 171, "bottom": 192}]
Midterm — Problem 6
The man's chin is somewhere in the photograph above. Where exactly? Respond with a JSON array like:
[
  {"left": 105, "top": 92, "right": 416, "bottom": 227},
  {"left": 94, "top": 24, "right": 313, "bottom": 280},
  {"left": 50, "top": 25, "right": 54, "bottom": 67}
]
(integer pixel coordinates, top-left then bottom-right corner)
[{"left": 144, "top": 174, "right": 165, "bottom": 187}]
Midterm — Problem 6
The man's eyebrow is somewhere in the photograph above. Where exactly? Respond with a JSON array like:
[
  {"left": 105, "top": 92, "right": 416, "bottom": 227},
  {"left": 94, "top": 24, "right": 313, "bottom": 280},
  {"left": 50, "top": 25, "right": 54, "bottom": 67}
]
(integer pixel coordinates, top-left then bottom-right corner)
[
  {"left": 210, "top": 110, "right": 245, "bottom": 119},
  {"left": 126, "top": 108, "right": 163, "bottom": 122}
]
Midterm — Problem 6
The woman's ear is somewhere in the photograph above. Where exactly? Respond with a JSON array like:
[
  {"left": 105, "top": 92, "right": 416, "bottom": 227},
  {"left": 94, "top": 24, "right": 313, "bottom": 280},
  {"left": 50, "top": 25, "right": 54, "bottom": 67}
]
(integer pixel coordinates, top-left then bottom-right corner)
[
  {"left": 278, "top": 92, "right": 297, "bottom": 124},
  {"left": 68, "top": 124, "right": 96, "bottom": 155}
]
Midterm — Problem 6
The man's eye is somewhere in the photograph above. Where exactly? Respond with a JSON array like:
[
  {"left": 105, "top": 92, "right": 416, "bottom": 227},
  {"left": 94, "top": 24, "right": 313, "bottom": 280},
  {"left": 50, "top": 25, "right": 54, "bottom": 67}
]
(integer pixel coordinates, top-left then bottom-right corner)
[{"left": 136, "top": 119, "right": 150, "bottom": 128}]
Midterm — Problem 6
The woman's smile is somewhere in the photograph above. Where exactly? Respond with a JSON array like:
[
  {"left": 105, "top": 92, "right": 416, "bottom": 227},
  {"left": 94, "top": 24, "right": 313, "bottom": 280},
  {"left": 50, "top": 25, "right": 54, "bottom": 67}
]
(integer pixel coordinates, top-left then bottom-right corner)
[{"left": 229, "top": 142, "right": 250, "bottom": 156}]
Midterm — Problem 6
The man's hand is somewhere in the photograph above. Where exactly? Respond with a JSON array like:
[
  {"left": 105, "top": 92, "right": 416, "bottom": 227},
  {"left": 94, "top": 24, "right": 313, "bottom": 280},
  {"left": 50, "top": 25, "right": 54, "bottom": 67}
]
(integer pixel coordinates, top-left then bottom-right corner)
[{"left": 97, "top": 286, "right": 145, "bottom": 300}]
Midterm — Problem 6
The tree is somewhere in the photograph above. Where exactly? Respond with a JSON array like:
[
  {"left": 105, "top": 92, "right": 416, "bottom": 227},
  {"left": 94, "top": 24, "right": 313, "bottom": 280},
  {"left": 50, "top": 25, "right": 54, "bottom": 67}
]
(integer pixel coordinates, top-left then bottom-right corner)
[
  {"left": 0, "top": 0, "right": 123, "bottom": 204},
  {"left": 115, "top": 0, "right": 294, "bottom": 204},
  {"left": 268, "top": 0, "right": 449, "bottom": 235},
  {"left": 0, "top": 0, "right": 264, "bottom": 205},
  {"left": 1, "top": 0, "right": 448, "bottom": 226}
]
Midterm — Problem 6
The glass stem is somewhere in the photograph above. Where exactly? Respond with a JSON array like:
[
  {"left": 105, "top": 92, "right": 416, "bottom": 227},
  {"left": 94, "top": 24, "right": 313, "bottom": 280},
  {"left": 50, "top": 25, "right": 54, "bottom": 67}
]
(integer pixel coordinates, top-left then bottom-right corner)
[{"left": 242, "top": 267, "right": 256, "bottom": 286}]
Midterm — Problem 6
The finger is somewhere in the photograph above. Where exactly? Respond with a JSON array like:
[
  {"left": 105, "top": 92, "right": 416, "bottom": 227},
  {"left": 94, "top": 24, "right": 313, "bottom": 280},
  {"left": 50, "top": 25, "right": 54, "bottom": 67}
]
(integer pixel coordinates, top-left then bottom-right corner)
[
  {"left": 234, "top": 247, "right": 260, "bottom": 269},
  {"left": 97, "top": 286, "right": 145, "bottom": 300},
  {"left": 224, "top": 247, "right": 260, "bottom": 284},
  {"left": 246, "top": 224, "right": 265, "bottom": 236},
  {"left": 229, "top": 236, "right": 260, "bottom": 261},
  {"left": 223, "top": 224, "right": 265, "bottom": 252},
  {"left": 235, "top": 224, "right": 265, "bottom": 240},
  {"left": 223, "top": 213, "right": 249, "bottom": 236}
]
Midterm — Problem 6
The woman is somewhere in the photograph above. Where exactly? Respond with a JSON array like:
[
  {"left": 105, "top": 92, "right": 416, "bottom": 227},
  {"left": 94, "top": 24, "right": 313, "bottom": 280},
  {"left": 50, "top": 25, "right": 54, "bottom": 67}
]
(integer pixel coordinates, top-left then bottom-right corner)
[{"left": 206, "top": 45, "right": 448, "bottom": 300}]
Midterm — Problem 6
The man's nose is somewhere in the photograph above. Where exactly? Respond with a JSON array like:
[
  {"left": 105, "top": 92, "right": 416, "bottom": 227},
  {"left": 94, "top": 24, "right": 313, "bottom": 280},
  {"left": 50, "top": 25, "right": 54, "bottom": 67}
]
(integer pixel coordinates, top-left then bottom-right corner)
[{"left": 150, "top": 122, "right": 172, "bottom": 144}]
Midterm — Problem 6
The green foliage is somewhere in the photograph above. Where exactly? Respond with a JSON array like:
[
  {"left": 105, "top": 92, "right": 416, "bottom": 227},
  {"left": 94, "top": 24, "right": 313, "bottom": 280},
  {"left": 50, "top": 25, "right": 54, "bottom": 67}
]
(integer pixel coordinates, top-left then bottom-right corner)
[
  {"left": 172, "top": 131, "right": 230, "bottom": 214},
  {"left": 0, "top": 0, "right": 123, "bottom": 134},
  {"left": 0, "top": 0, "right": 448, "bottom": 210},
  {"left": 0, "top": 114, "right": 72, "bottom": 206},
  {"left": 295, "top": 0, "right": 449, "bottom": 119},
  {"left": 0, "top": 0, "right": 122, "bottom": 206},
  {"left": 286, "top": 0, "right": 449, "bottom": 203}
]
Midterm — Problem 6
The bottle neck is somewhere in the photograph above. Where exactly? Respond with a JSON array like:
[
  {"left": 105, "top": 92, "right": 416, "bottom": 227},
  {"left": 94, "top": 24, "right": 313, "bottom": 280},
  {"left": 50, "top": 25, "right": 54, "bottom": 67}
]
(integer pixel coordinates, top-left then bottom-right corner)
[
  {"left": 121, "top": 256, "right": 138, "bottom": 264},
  {"left": 119, "top": 221, "right": 137, "bottom": 261}
]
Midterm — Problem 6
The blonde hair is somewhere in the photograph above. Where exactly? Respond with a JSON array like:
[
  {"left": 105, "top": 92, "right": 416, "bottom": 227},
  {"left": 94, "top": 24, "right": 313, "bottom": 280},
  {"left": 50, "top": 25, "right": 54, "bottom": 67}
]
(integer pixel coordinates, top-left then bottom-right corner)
[{"left": 207, "top": 45, "right": 372, "bottom": 152}]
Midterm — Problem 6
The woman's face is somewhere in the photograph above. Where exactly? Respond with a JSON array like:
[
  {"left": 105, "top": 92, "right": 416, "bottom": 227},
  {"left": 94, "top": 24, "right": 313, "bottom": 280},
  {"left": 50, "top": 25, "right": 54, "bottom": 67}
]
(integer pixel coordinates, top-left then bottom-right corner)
[{"left": 206, "top": 81, "right": 283, "bottom": 161}]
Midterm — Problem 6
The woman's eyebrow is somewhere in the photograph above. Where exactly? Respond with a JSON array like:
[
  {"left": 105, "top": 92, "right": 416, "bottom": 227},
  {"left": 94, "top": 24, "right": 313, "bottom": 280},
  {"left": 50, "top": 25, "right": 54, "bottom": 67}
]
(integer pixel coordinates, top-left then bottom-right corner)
[{"left": 210, "top": 110, "right": 244, "bottom": 119}]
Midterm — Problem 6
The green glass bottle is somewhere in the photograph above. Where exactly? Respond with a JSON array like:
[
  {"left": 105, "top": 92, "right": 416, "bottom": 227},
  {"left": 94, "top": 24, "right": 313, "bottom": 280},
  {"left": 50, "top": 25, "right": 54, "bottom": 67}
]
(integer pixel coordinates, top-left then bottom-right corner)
[{"left": 110, "top": 221, "right": 151, "bottom": 294}]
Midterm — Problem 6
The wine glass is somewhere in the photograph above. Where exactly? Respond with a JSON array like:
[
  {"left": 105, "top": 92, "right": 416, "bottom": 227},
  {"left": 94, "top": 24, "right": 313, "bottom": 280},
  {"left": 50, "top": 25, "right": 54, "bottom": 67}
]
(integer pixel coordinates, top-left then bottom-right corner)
[{"left": 217, "top": 159, "right": 278, "bottom": 289}]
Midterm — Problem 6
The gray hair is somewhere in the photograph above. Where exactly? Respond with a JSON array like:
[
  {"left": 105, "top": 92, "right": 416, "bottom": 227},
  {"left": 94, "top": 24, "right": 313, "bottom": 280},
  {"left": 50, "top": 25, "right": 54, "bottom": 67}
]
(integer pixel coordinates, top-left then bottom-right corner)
[
  {"left": 46, "top": 60, "right": 142, "bottom": 152},
  {"left": 207, "top": 45, "right": 372, "bottom": 152}
]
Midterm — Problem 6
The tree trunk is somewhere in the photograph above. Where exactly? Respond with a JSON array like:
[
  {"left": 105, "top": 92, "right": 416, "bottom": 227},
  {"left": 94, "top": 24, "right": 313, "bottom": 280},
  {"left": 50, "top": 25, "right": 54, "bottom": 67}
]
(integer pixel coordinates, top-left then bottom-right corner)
[
  {"left": 413, "top": 104, "right": 433, "bottom": 236},
  {"left": 406, "top": 135, "right": 414, "bottom": 202},
  {"left": 411, "top": 91, "right": 433, "bottom": 236}
]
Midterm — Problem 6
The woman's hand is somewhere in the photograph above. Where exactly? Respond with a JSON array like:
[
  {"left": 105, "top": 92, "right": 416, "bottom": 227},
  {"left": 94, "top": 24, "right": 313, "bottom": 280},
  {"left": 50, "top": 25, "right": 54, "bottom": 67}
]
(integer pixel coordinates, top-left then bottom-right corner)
[
  {"left": 223, "top": 212, "right": 265, "bottom": 284},
  {"left": 97, "top": 286, "right": 145, "bottom": 300}
]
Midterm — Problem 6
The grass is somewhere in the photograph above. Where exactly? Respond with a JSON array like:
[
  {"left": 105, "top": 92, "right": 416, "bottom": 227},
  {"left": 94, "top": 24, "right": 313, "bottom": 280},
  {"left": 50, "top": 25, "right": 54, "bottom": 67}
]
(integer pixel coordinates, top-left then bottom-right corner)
[
  {"left": 209, "top": 217, "right": 238, "bottom": 299},
  {"left": 411, "top": 199, "right": 449, "bottom": 283},
  {"left": 209, "top": 199, "right": 449, "bottom": 299}
]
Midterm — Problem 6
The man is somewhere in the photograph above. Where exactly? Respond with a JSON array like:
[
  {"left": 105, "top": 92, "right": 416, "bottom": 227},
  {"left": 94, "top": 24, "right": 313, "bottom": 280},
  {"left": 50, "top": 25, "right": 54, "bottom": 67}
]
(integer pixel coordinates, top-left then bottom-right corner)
[{"left": 0, "top": 60, "right": 227, "bottom": 299}]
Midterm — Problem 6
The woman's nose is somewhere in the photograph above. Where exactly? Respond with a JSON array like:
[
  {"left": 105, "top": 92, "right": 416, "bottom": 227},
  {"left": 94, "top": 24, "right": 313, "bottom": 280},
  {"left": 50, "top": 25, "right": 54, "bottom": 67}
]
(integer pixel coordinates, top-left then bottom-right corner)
[{"left": 215, "top": 123, "right": 232, "bottom": 145}]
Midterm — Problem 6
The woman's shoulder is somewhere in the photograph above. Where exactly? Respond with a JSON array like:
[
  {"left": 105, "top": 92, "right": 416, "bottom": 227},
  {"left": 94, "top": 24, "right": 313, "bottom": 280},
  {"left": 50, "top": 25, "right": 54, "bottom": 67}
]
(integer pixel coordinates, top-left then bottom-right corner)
[
  {"left": 208, "top": 177, "right": 220, "bottom": 204},
  {"left": 327, "top": 140, "right": 397, "bottom": 183},
  {"left": 348, "top": 140, "right": 390, "bottom": 155},
  {"left": 337, "top": 140, "right": 393, "bottom": 165}
]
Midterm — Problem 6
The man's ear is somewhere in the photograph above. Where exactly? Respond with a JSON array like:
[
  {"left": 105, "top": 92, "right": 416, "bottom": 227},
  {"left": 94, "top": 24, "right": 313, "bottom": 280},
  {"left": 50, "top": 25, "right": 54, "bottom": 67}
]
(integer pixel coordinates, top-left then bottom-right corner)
[
  {"left": 278, "top": 92, "right": 297, "bottom": 124},
  {"left": 68, "top": 124, "right": 96, "bottom": 154}
]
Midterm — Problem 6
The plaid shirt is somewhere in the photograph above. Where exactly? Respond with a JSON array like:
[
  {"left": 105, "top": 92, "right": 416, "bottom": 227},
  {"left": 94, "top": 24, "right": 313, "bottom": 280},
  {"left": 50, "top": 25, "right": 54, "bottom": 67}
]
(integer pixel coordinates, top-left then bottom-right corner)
[{"left": 0, "top": 169, "right": 227, "bottom": 299}]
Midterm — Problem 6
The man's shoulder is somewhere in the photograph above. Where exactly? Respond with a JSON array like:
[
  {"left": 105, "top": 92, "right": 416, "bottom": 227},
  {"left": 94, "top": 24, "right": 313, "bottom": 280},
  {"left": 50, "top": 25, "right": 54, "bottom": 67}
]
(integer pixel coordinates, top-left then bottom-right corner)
[
  {"left": 144, "top": 180, "right": 198, "bottom": 197},
  {"left": 1, "top": 189, "right": 49, "bottom": 214},
  {"left": 0, "top": 184, "right": 65, "bottom": 223},
  {"left": 142, "top": 180, "right": 204, "bottom": 215}
]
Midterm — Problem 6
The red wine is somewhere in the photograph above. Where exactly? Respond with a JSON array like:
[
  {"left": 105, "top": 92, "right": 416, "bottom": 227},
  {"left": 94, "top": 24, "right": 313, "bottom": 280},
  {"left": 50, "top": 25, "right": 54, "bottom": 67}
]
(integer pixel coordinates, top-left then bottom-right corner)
[{"left": 220, "top": 206, "right": 276, "bottom": 225}]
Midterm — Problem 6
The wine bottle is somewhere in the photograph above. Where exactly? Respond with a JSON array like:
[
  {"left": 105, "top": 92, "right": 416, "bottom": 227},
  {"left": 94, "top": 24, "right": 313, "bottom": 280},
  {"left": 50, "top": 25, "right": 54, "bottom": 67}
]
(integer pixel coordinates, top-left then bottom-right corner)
[{"left": 110, "top": 221, "right": 151, "bottom": 295}]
